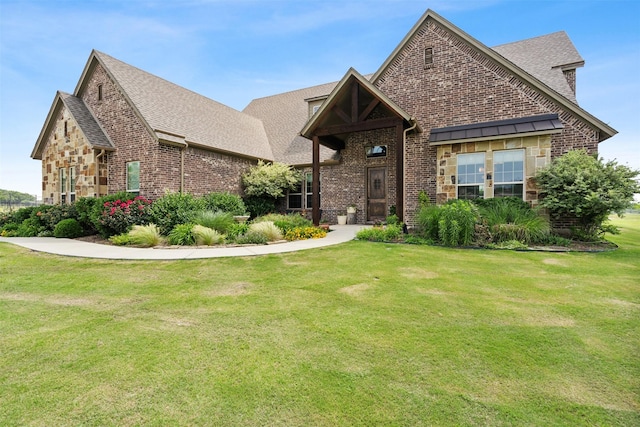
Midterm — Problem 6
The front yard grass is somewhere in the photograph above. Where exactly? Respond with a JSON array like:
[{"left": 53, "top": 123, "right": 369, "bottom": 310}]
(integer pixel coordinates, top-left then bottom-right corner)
[{"left": 0, "top": 216, "right": 638, "bottom": 426}]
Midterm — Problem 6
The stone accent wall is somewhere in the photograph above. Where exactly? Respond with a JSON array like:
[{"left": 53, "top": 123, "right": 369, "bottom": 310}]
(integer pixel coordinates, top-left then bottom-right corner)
[
  {"left": 369, "top": 17, "right": 600, "bottom": 226},
  {"left": 40, "top": 107, "right": 99, "bottom": 204},
  {"left": 435, "top": 135, "right": 552, "bottom": 205}
]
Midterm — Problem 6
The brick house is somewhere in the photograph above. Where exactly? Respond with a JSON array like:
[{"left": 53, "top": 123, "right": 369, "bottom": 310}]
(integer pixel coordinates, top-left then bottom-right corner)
[{"left": 32, "top": 9, "right": 616, "bottom": 226}]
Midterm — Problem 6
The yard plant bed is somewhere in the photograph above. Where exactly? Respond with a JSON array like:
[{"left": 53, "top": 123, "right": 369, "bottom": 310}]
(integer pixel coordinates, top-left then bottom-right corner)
[{"left": 0, "top": 216, "right": 638, "bottom": 426}]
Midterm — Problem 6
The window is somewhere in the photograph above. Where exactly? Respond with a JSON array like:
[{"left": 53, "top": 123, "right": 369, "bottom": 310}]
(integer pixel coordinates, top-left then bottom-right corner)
[
  {"left": 312, "top": 105, "right": 320, "bottom": 115},
  {"left": 494, "top": 150, "right": 524, "bottom": 199},
  {"left": 69, "top": 167, "right": 76, "bottom": 203},
  {"left": 457, "top": 152, "right": 485, "bottom": 200},
  {"left": 287, "top": 172, "right": 319, "bottom": 210},
  {"left": 126, "top": 161, "right": 140, "bottom": 193},
  {"left": 64, "top": 121, "right": 68, "bottom": 137},
  {"left": 98, "top": 84, "right": 103, "bottom": 101},
  {"left": 365, "top": 145, "right": 387, "bottom": 158},
  {"left": 59, "top": 168, "right": 67, "bottom": 204},
  {"left": 424, "top": 47, "right": 434, "bottom": 67}
]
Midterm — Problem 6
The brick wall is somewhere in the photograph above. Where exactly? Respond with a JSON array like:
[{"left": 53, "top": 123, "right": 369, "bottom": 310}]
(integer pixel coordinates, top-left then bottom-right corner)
[{"left": 368, "top": 17, "right": 600, "bottom": 226}]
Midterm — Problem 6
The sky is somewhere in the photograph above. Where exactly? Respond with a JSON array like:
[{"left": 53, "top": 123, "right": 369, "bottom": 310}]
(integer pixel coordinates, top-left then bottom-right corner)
[{"left": 1, "top": 0, "right": 638, "bottom": 198}]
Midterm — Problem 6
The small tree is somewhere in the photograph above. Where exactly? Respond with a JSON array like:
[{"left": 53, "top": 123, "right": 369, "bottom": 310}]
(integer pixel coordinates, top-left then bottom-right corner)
[
  {"left": 535, "top": 149, "right": 639, "bottom": 240},
  {"left": 242, "top": 160, "right": 301, "bottom": 199}
]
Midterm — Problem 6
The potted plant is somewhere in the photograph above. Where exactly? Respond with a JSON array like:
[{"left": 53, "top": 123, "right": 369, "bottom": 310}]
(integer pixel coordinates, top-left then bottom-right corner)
[
  {"left": 347, "top": 204, "right": 357, "bottom": 214},
  {"left": 337, "top": 212, "right": 347, "bottom": 225}
]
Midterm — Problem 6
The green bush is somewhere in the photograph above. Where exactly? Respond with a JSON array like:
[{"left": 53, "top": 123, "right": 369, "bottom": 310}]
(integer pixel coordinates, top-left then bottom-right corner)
[
  {"left": 168, "top": 223, "right": 195, "bottom": 246},
  {"left": 73, "top": 197, "right": 99, "bottom": 234},
  {"left": 195, "top": 210, "right": 235, "bottom": 233},
  {"left": 148, "top": 192, "right": 205, "bottom": 235},
  {"left": 476, "top": 197, "right": 549, "bottom": 244},
  {"left": 253, "top": 212, "right": 312, "bottom": 233},
  {"left": 53, "top": 218, "right": 84, "bottom": 238},
  {"left": 416, "top": 202, "right": 442, "bottom": 241},
  {"left": 235, "top": 230, "right": 268, "bottom": 245},
  {"left": 535, "top": 149, "right": 639, "bottom": 240},
  {"left": 192, "top": 225, "right": 225, "bottom": 246},
  {"left": 417, "top": 200, "right": 478, "bottom": 246},
  {"left": 16, "top": 217, "right": 42, "bottom": 237},
  {"left": 226, "top": 223, "right": 249, "bottom": 242},
  {"left": 109, "top": 233, "right": 133, "bottom": 246},
  {"left": 356, "top": 224, "right": 403, "bottom": 242},
  {"left": 242, "top": 160, "right": 301, "bottom": 199},
  {"left": 36, "top": 204, "right": 78, "bottom": 233},
  {"left": 243, "top": 196, "right": 276, "bottom": 219},
  {"left": 202, "top": 192, "right": 247, "bottom": 216}
]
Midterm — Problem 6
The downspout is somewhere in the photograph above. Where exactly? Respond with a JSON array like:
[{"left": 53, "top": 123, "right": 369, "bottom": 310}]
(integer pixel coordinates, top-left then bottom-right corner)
[
  {"left": 180, "top": 142, "right": 189, "bottom": 193},
  {"left": 95, "top": 149, "right": 106, "bottom": 197},
  {"left": 402, "top": 119, "right": 418, "bottom": 227}
]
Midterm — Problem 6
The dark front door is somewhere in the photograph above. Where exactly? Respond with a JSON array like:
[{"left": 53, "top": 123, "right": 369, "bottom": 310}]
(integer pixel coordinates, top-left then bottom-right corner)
[{"left": 367, "top": 167, "right": 387, "bottom": 222}]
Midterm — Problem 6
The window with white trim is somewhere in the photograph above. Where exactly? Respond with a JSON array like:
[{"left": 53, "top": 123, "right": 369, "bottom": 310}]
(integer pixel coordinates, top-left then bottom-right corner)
[
  {"left": 457, "top": 152, "right": 485, "bottom": 200},
  {"left": 59, "top": 168, "right": 67, "bottom": 204},
  {"left": 69, "top": 167, "right": 76, "bottom": 203},
  {"left": 493, "top": 150, "right": 524, "bottom": 199},
  {"left": 126, "top": 161, "right": 140, "bottom": 194},
  {"left": 288, "top": 172, "right": 319, "bottom": 210}
]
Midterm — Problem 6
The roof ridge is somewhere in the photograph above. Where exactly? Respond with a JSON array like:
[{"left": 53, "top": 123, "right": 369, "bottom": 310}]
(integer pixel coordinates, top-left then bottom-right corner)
[{"left": 492, "top": 30, "right": 568, "bottom": 48}]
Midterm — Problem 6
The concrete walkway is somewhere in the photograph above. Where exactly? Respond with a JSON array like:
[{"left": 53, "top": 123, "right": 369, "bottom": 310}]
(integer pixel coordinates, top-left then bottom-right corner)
[{"left": 0, "top": 225, "right": 367, "bottom": 260}]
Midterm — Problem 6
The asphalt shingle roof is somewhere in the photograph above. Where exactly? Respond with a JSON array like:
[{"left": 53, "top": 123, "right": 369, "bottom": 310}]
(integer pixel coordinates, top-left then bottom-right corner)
[
  {"left": 492, "top": 31, "right": 584, "bottom": 103},
  {"left": 94, "top": 51, "right": 273, "bottom": 160},
  {"left": 59, "top": 92, "right": 114, "bottom": 150}
]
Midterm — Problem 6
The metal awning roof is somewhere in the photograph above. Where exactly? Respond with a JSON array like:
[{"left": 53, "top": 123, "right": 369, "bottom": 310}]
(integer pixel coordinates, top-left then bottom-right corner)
[{"left": 429, "top": 114, "right": 564, "bottom": 145}]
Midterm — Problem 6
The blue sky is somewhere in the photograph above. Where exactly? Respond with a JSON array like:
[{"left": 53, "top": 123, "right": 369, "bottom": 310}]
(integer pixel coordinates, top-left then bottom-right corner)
[{"left": 1, "top": 0, "right": 638, "bottom": 197}]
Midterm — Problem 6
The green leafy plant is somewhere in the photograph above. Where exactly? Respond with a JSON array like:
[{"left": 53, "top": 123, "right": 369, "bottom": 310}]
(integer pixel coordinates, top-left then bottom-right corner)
[
  {"left": 475, "top": 197, "right": 549, "bottom": 244},
  {"left": 202, "top": 192, "right": 247, "bottom": 216},
  {"left": 242, "top": 160, "right": 302, "bottom": 199},
  {"left": 356, "top": 224, "right": 403, "bottom": 242},
  {"left": 168, "top": 223, "right": 196, "bottom": 246},
  {"left": 148, "top": 192, "right": 205, "bottom": 235},
  {"left": 243, "top": 196, "right": 276, "bottom": 219},
  {"left": 53, "top": 218, "right": 84, "bottom": 238},
  {"left": 225, "top": 222, "right": 249, "bottom": 242},
  {"left": 535, "top": 149, "right": 639, "bottom": 240},
  {"left": 109, "top": 233, "right": 133, "bottom": 246},
  {"left": 91, "top": 193, "right": 153, "bottom": 237},
  {"left": 191, "top": 225, "right": 225, "bottom": 246},
  {"left": 128, "top": 224, "right": 164, "bottom": 247},
  {"left": 253, "top": 213, "right": 313, "bottom": 234},
  {"left": 234, "top": 230, "right": 268, "bottom": 245},
  {"left": 194, "top": 210, "right": 235, "bottom": 233}
]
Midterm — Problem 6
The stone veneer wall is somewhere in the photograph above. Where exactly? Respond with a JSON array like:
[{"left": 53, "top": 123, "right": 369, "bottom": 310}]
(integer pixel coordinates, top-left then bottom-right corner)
[
  {"left": 40, "top": 106, "right": 99, "bottom": 204},
  {"left": 435, "top": 135, "right": 552, "bottom": 204}
]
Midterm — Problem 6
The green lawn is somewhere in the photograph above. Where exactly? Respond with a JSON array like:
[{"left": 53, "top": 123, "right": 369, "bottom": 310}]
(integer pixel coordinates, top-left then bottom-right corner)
[{"left": 1, "top": 217, "right": 638, "bottom": 426}]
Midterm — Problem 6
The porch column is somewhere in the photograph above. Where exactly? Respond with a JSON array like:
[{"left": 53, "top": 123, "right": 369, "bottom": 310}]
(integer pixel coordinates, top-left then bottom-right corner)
[
  {"left": 312, "top": 135, "right": 321, "bottom": 226},
  {"left": 395, "top": 123, "right": 404, "bottom": 222}
]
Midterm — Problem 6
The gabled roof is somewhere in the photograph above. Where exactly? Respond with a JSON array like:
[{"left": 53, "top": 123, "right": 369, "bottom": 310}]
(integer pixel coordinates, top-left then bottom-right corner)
[
  {"left": 429, "top": 114, "right": 564, "bottom": 145},
  {"left": 493, "top": 31, "right": 583, "bottom": 103},
  {"left": 243, "top": 80, "right": 340, "bottom": 165},
  {"left": 371, "top": 9, "right": 616, "bottom": 141},
  {"left": 300, "top": 68, "right": 418, "bottom": 140},
  {"left": 32, "top": 91, "right": 114, "bottom": 159},
  {"left": 75, "top": 50, "right": 273, "bottom": 160}
]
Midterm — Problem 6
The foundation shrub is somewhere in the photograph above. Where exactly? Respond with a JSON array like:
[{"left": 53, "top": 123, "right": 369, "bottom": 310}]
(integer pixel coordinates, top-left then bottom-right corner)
[
  {"left": 195, "top": 210, "right": 235, "bottom": 234},
  {"left": 417, "top": 200, "right": 478, "bottom": 246},
  {"left": 53, "top": 218, "right": 84, "bottom": 239},
  {"left": 203, "top": 192, "right": 247, "bottom": 216},
  {"left": 475, "top": 197, "right": 550, "bottom": 244},
  {"left": 168, "top": 223, "right": 196, "bottom": 246},
  {"left": 148, "top": 192, "right": 205, "bottom": 235},
  {"left": 356, "top": 223, "right": 403, "bottom": 242},
  {"left": 90, "top": 192, "right": 151, "bottom": 237},
  {"left": 226, "top": 223, "right": 249, "bottom": 242},
  {"left": 243, "top": 196, "right": 276, "bottom": 219}
]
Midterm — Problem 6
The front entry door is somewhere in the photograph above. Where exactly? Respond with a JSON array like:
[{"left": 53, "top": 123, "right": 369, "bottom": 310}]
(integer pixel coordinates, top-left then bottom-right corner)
[{"left": 367, "top": 167, "right": 387, "bottom": 222}]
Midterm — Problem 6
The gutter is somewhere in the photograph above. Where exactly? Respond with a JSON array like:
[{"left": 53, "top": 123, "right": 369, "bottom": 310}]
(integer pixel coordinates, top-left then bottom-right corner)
[
  {"left": 402, "top": 119, "right": 418, "bottom": 222},
  {"left": 181, "top": 142, "right": 189, "bottom": 193}
]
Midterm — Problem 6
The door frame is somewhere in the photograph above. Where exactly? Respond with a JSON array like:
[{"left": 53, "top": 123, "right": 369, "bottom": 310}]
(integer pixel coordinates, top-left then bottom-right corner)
[{"left": 366, "top": 166, "right": 387, "bottom": 222}]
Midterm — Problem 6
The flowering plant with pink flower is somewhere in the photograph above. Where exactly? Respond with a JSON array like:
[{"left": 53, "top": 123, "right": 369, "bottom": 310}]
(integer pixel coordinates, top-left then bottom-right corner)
[{"left": 98, "top": 195, "right": 152, "bottom": 236}]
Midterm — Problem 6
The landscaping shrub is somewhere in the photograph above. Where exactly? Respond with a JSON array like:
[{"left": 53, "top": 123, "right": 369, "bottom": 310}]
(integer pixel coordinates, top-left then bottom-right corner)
[
  {"left": 109, "top": 233, "right": 133, "bottom": 246},
  {"left": 284, "top": 226, "right": 327, "bottom": 241},
  {"left": 202, "top": 192, "right": 247, "bottom": 216},
  {"left": 195, "top": 210, "right": 235, "bottom": 233},
  {"left": 37, "top": 204, "right": 78, "bottom": 233},
  {"left": 437, "top": 200, "right": 478, "bottom": 246},
  {"left": 243, "top": 196, "right": 276, "bottom": 219},
  {"left": 253, "top": 212, "right": 312, "bottom": 234},
  {"left": 475, "top": 197, "right": 549, "bottom": 244},
  {"left": 128, "top": 224, "right": 164, "bottom": 247},
  {"left": 535, "top": 149, "right": 639, "bottom": 240},
  {"left": 168, "top": 223, "right": 195, "bottom": 246},
  {"left": 234, "top": 230, "right": 268, "bottom": 245},
  {"left": 148, "top": 192, "right": 205, "bottom": 235},
  {"left": 248, "top": 221, "right": 283, "bottom": 242},
  {"left": 226, "top": 223, "right": 249, "bottom": 242},
  {"left": 53, "top": 218, "right": 84, "bottom": 238},
  {"left": 242, "top": 160, "right": 301, "bottom": 199},
  {"left": 356, "top": 224, "right": 403, "bottom": 242},
  {"left": 16, "top": 217, "right": 42, "bottom": 237},
  {"left": 416, "top": 202, "right": 442, "bottom": 241},
  {"left": 192, "top": 225, "right": 224, "bottom": 246},
  {"left": 90, "top": 192, "right": 151, "bottom": 237},
  {"left": 73, "top": 197, "right": 99, "bottom": 234}
]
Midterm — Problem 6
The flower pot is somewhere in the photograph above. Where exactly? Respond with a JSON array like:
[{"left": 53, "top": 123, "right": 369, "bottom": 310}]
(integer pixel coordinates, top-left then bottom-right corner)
[
  {"left": 337, "top": 215, "right": 347, "bottom": 225},
  {"left": 346, "top": 206, "right": 356, "bottom": 214}
]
